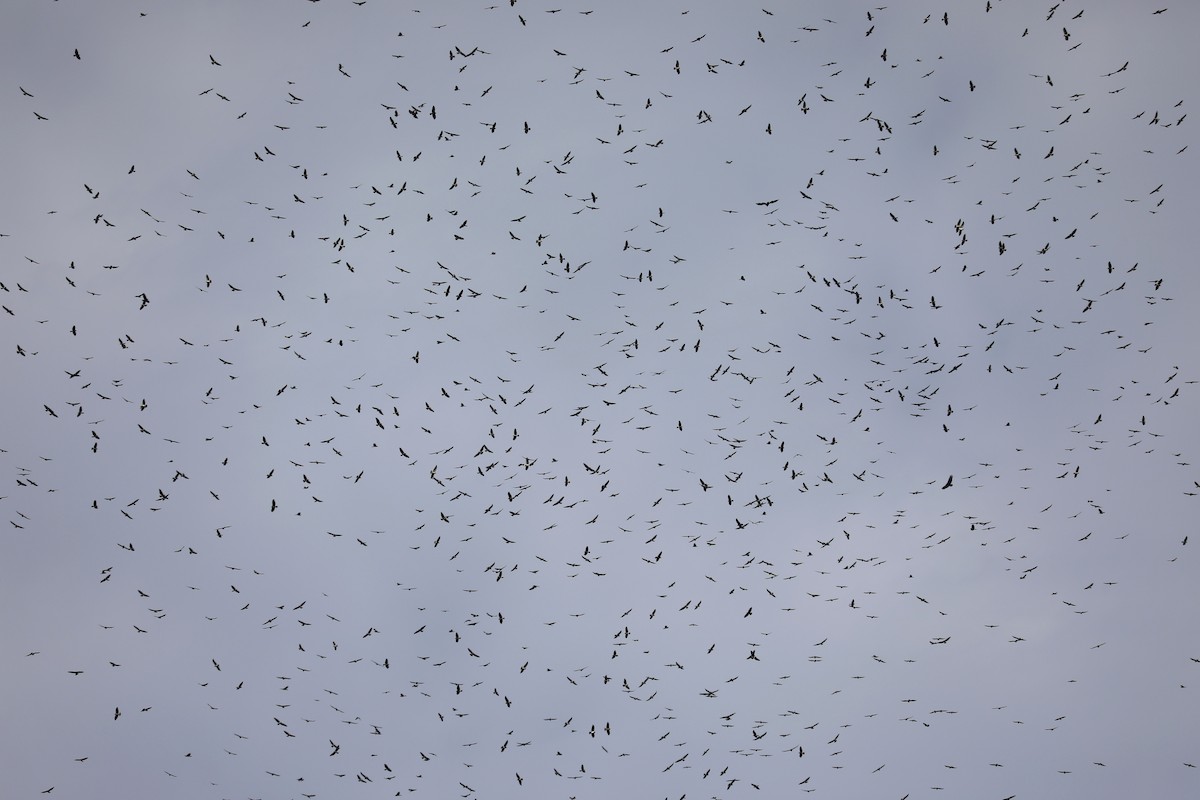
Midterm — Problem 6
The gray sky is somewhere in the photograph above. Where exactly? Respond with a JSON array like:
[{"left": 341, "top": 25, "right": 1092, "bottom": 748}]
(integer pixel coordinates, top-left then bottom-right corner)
[{"left": 2, "top": 1, "right": 1198, "bottom": 798}]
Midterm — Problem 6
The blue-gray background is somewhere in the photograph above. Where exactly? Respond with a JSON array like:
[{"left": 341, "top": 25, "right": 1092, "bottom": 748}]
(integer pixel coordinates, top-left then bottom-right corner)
[{"left": 2, "top": 1, "right": 1198, "bottom": 798}]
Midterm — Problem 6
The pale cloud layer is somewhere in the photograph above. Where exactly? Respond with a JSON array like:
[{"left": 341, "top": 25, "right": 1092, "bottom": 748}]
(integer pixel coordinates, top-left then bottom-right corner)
[{"left": 2, "top": 2, "right": 1198, "bottom": 799}]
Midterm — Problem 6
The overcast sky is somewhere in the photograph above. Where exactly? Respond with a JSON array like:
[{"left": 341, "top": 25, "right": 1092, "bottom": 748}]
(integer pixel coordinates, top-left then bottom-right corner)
[{"left": 2, "top": 1, "right": 1199, "bottom": 798}]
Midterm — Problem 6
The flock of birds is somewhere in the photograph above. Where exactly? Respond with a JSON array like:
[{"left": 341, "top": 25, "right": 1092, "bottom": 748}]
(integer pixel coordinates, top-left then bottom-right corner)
[{"left": 2, "top": 1, "right": 1197, "bottom": 798}]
